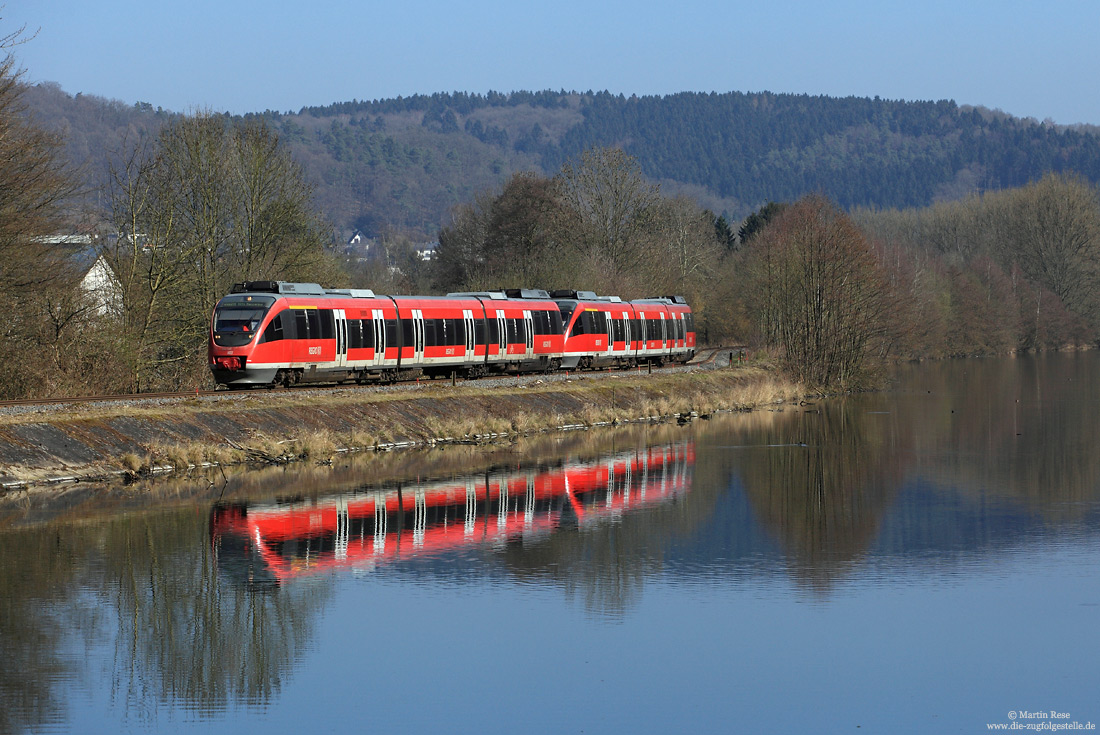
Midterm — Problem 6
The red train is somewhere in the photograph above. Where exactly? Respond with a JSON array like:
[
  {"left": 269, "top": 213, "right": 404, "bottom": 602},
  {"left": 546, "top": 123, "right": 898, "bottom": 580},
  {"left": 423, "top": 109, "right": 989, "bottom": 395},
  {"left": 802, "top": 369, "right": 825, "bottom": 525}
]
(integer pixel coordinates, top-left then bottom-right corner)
[
  {"left": 210, "top": 441, "right": 694, "bottom": 585},
  {"left": 209, "top": 282, "right": 695, "bottom": 388}
]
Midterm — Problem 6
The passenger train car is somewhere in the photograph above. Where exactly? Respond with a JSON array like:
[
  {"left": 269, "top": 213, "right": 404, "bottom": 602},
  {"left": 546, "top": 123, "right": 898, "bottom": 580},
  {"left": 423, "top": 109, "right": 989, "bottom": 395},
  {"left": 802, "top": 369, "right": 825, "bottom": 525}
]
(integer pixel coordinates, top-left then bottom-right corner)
[{"left": 209, "top": 281, "right": 694, "bottom": 388}]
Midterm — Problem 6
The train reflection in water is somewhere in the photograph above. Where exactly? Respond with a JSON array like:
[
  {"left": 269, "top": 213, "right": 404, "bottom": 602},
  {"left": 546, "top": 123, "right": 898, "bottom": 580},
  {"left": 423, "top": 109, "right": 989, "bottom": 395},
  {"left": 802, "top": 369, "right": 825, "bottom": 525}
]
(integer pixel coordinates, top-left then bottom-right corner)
[{"left": 211, "top": 442, "right": 694, "bottom": 586}]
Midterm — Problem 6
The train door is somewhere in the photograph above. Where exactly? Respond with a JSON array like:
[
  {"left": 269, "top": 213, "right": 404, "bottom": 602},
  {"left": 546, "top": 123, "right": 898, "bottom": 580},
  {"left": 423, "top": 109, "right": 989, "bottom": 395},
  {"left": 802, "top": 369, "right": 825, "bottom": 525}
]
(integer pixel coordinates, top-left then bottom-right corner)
[
  {"left": 621, "top": 310, "right": 632, "bottom": 357},
  {"left": 371, "top": 309, "right": 387, "bottom": 366},
  {"left": 412, "top": 308, "right": 425, "bottom": 364},
  {"left": 523, "top": 310, "right": 535, "bottom": 359},
  {"left": 637, "top": 310, "right": 648, "bottom": 358},
  {"left": 463, "top": 309, "right": 475, "bottom": 361},
  {"left": 604, "top": 310, "right": 613, "bottom": 358},
  {"left": 496, "top": 310, "right": 507, "bottom": 357},
  {"left": 660, "top": 310, "right": 668, "bottom": 356},
  {"left": 334, "top": 308, "right": 348, "bottom": 368}
]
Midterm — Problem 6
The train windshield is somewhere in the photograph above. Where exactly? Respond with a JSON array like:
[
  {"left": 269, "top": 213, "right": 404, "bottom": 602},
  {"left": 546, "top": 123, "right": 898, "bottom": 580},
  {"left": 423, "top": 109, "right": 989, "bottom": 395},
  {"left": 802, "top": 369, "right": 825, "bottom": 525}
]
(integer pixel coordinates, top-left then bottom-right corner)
[
  {"left": 555, "top": 301, "right": 577, "bottom": 326},
  {"left": 213, "top": 295, "right": 276, "bottom": 346}
]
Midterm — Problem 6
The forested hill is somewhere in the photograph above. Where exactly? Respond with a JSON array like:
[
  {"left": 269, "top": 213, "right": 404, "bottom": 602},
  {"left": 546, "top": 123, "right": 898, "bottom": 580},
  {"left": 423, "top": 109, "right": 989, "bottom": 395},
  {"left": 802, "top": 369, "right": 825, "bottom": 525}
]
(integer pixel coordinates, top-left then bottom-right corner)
[{"left": 27, "top": 84, "right": 1100, "bottom": 238}]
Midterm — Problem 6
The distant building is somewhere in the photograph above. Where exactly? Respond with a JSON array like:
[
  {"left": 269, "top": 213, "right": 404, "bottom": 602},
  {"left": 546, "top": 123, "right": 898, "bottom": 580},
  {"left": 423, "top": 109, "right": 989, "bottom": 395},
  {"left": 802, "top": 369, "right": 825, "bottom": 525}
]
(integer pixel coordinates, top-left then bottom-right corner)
[
  {"left": 416, "top": 242, "right": 438, "bottom": 261},
  {"left": 344, "top": 230, "right": 376, "bottom": 262},
  {"left": 67, "top": 244, "right": 122, "bottom": 316}
]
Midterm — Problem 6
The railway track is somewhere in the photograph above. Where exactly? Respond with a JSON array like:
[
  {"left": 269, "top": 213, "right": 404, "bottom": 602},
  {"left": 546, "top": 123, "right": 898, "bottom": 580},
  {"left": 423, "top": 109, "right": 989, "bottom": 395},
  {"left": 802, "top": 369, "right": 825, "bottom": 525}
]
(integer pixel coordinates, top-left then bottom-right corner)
[{"left": 0, "top": 346, "right": 734, "bottom": 412}]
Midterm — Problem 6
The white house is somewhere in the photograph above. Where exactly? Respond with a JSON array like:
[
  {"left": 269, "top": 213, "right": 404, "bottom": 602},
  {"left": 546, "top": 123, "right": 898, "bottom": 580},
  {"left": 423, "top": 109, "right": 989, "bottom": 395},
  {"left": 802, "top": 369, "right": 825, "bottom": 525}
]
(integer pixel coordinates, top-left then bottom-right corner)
[{"left": 62, "top": 243, "right": 122, "bottom": 316}]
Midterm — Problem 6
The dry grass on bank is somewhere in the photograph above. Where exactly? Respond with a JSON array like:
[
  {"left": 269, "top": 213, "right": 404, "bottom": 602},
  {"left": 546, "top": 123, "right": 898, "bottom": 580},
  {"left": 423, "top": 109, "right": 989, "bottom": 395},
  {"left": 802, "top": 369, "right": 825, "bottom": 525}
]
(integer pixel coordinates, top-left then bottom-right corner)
[
  {"left": 2, "top": 363, "right": 803, "bottom": 482},
  {"left": 125, "top": 368, "right": 802, "bottom": 475}
]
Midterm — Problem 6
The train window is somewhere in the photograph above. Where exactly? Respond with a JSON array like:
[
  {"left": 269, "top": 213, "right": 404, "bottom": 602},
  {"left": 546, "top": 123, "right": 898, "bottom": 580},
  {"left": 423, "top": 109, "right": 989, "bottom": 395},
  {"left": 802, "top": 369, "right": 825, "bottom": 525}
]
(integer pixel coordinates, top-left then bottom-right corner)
[
  {"left": 424, "top": 319, "right": 439, "bottom": 347},
  {"left": 346, "top": 319, "right": 357, "bottom": 349},
  {"left": 349, "top": 319, "right": 368, "bottom": 350},
  {"left": 452, "top": 318, "right": 466, "bottom": 347},
  {"left": 506, "top": 318, "right": 521, "bottom": 343},
  {"left": 319, "top": 310, "right": 335, "bottom": 340},
  {"left": 612, "top": 319, "right": 624, "bottom": 342},
  {"left": 261, "top": 312, "right": 285, "bottom": 343},
  {"left": 578, "top": 310, "right": 602, "bottom": 335},
  {"left": 294, "top": 310, "right": 309, "bottom": 339},
  {"left": 401, "top": 319, "right": 414, "bottom": 349},
  {"left": 487, "top": 317, "right": 499, "bottom": 345},
  {"left": 550, "top": 310, "right": 563, "bottom": 335},
  {"left": 474, "top": 318, "right": 486, "bottom": 345},
  {"left": 556, "top": 302, "right": 576, "bottom": 325},
  {"left": 385, "top": 320, "right": 398, "bottom": 348},
  {"left": 307, "top": 309, "right": 322, "bottom": 339},
  {"left": 363, "top": 319, "right": 375, "bottom": 349},
  {"left": 539, "top": 311, "right": 553, "bottom": 335}
]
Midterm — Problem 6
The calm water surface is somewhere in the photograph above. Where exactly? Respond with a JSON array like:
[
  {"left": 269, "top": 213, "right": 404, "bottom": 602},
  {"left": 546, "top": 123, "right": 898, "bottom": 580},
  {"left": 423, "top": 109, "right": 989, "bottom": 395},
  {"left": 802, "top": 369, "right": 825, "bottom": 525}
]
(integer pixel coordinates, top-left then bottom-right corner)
[{"left": 2, "top": 354, "right": 1099, "bottom": 734}]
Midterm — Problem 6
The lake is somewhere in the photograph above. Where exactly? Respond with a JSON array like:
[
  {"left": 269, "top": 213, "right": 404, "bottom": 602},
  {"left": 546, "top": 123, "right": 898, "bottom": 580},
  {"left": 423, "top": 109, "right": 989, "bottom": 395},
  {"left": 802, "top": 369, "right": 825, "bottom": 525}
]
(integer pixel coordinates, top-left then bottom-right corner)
[{"left": 1, "top": 353, "right": 1099, "bottom": 734}]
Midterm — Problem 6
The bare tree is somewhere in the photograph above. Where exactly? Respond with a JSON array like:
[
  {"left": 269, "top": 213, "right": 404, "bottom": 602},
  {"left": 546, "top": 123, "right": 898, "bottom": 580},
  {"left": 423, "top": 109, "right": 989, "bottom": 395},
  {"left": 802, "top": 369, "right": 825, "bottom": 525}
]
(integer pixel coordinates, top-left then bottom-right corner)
[
  {"left": 433, "top": 189, "right": 495, "bottom": 291},
  {"left": 553, "top": 147, "right": 660, "bottom": 291},
  {"left": 484, "top": 171, "right": 572, "bottom": 289},
  {"left": 747, "top": 195, "right": 891, "bottom": 389},
  {"left": 1000, "top": 174, "right": 1100, "bottom": 324},
  {"left": 0, "top": 25, "right": 77, "bottom": 297},
  {"left": 105, "top": 114, "right": 338, "bottom": 391},
  {"left": 0, "top": 23, "right": 91, "bottom": 398}
]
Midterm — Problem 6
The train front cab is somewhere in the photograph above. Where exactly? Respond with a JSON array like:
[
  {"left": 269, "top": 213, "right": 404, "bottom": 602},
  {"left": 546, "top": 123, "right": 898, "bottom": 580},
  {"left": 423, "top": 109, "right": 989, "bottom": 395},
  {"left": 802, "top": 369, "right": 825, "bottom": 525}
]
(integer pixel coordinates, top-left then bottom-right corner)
[
  {"left": 209, "top": 287, "right": 284, "bottom": 386},
  {"left": 210, "top": 281, "right": 404, "bottom": 388},
  {"left": 554, "top": 290, "right": 638, "bottom": 370}
]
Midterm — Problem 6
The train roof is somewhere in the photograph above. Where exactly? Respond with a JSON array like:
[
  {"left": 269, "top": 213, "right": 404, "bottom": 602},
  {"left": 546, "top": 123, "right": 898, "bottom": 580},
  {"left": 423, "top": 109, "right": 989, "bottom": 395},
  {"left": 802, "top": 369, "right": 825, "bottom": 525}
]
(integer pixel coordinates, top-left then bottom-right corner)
[
  {"left": 230, "top": 281, "right": 381, "bottom": 299},
  {"left": 633, "top": 295, "right": 688, "bottom": 305},
  {"left": 549, "top": 289, "right": 622, "bottom": 303}
]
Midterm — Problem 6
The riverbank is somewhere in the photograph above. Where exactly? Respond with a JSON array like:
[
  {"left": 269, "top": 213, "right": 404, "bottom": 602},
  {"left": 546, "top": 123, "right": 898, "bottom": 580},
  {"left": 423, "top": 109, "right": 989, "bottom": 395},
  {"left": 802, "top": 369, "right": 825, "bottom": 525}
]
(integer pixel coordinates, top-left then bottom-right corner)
[{"left": 0, "top": 364, "right": 801, "bottom": 489}]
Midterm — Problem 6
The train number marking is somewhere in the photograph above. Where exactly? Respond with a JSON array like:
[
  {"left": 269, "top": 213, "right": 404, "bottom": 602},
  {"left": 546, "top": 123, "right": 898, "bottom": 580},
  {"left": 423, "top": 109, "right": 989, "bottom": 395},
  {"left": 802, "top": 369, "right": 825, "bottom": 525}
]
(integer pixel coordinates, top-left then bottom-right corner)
[{"left": 308, "top": 346, "right": 322, "bottom": 355}]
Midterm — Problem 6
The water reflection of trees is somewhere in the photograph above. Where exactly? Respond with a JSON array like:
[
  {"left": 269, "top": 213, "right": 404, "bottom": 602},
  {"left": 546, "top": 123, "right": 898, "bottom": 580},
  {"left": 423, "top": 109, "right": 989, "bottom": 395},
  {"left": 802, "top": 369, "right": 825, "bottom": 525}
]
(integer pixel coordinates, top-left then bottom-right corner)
[
  {"left": 0, "top": 528, "right": 94, "bottom": 734},
  {"left": 731, "top": 353, "right": 1100, "bottom": 590},
  {"left": 733, "top": 400, "right": 907, "bottom": 591},
  {"left": 102, "top": 511, "right": 326, "bottom": 718},
  {"left": 0, "top": 508, "right": 329, "bottom": 732},
  {"left": 896, "top": 354, "right": 1100, "bottom": 513}
]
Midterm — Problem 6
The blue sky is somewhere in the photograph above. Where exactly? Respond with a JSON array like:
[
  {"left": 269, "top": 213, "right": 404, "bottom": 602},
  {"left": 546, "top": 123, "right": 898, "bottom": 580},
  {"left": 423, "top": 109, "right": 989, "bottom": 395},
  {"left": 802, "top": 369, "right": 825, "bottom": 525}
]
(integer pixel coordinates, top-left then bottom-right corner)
[{"left": 7, "top": 0, "right": 1100, "bottom": 124}]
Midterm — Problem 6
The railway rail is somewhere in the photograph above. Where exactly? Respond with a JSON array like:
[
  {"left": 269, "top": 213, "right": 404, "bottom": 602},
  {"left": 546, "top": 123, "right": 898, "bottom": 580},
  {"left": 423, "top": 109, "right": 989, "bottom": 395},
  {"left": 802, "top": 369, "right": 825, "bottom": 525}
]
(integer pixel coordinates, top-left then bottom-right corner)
[{"left": 0, "top": 347, "right": 732, "bottom": 413}]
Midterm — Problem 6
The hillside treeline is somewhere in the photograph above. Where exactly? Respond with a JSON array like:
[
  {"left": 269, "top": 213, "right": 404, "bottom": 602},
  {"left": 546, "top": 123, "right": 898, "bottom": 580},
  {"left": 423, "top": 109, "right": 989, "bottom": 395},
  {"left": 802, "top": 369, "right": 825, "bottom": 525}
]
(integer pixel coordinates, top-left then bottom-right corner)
[{"left": 25, "top": 84, "right": 1100, "bottom": 240}]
